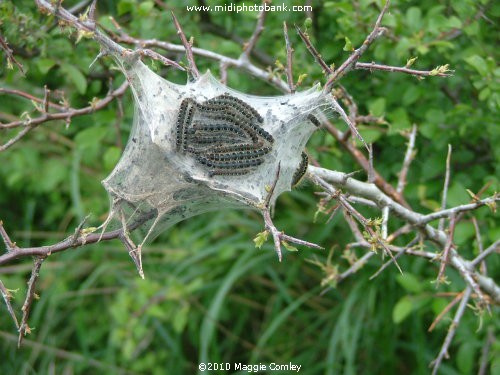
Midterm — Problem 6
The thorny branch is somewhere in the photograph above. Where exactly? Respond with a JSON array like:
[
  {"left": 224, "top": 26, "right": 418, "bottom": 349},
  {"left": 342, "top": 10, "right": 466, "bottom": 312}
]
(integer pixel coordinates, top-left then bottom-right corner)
[
  {"left": 431, "top": 287, "right": 472, "bottom": 375},
  {"left": 0, "top": 34, "right": 25, "bottom": 74},
  {"left": 0, "top": 81, "right": 129, "bottom": 151},
  {"left": 0, "top": 1, "right": 497, "bottom": 372},
  {"left": 324, "top": 0, "right": 391, "bottom": 91}
]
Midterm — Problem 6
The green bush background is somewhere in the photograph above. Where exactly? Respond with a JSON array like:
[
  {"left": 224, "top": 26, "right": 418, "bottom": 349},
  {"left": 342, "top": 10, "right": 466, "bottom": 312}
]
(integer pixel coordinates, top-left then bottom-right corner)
[{"left": 0, "top": 0, "right": 498, "bottom": 374}]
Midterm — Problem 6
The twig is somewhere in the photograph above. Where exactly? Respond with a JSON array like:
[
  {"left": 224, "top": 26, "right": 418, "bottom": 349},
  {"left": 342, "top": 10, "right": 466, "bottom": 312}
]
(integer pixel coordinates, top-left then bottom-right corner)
[
  {"left": 307, "top": 166, "right": 500, "bottom": 304},
  {"left": 355, "top": 62, "right": 453, "bottom": 77},
  {"left": 219, "top": 61, "right": 228, "bottom": 84},
  {"left": 418, "top": 196, "right": 498, "bottom": 225},
  {"left": 471, "top": 217, "right": 486, "bottom": 274},
  {"left": 295, "top": 25, "right": 332, "bottom": 75},
  {"left": 0, "top": 33, "right": 25, "bottom": 74},
  {"left": 261, "top": 165, "right": 323, "bottom": 261},
  {"left": 396, "top": 124, "right": 417, "bottom": 194},
  {"left": 470, "top": 240, "right": 499, "bottom": 268},
  {"left": 171, "top": 12, "right": 200, "bottom": 79},
  {"left": 428, "top": 291, "right": 463, "bottom": 332},
  {"left": 380, "top": 128, "right": 417, "bottom": 239},
  {"left": 367, "top": 144, "right": 375, "bottom": 183},
  {"left": 283, "top": 22, "right": 295, "bottom": 93},
  {"left": 0, "top": 220, "right": 17, "bottom": 251},
  {"left": 439, "top": 144, "right": 452, "bottom": 232},
  {"left": 436, "top": 214, "right": 457, "bottom": 284},
  {"left": 0, "top": 81, "right": 129, "bottom": 151},
  {"left": 107, "top": 24, "right": 289, "bottom": 92},
  {"left": 342, "top": 207, "right": 365, "bottom": 243},
  {"left": 42, "top": 85, "right": 50, "bottom": 113},
  {"left": 242, "top": 1, "right": 269, "bottom": 59},
  {"left": 0, "top": 279, "right": 19, "bottom": 329},
  {"left": 0, "top": 126, "right": 34, "bottom": 152},
  {"left": 337, "top": 251, "right": 375, "bottom": 282},
  {"left": 322, "top": 119, "right": 410, "bottom": 207},
  {"left": 18, "top": 257, "right": 45, "bottom": 347},
  {"left": 0, "top": 88, "right": 67, "bottom": 113},
  {"left": 430, "top": 286, "right": 472, "bottom": 375},
  {"left": 478, "top": 327, "right": 495, "bottom": 375},
  {"left": 324, "top": 0, "right": 390, "bottom": 91},
  {"left": 370, "top": 236, "right": 419, "bottom": 279},
  {"left": 0, "top": 208, "right": 156, "bottom": 266},
  {"left": 313, "top": 174, "right": 403, "bottom": 274}
]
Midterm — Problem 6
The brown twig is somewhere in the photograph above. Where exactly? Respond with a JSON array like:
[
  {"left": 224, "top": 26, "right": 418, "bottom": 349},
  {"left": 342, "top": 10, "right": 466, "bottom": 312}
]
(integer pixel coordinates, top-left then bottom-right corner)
[
  {"left": 0, "top": 279, "right": 19, "bottom": 330},
  {"left": 18, "top": 257, "right": 44, "bottom": 347},
  {"left": 0, "top": 34, "right": 25, "bottom": 75},
  {"left": 171, "top": 12, "right": 200, "bottom": 79},
  {"left": 0, "top": 81, "right": 129, "bottom": 151},
  {"left": 0, "top": 88, "right": 67, "bottom": 114},
  {"left": 322, "top": 120, "right": 410, "bottom": 207},
  {"left": 295, "top": 25, "right": 332, "bottom": 75},
  {"left": 0, "top": 208, "right": 156, "bottom": 266},
  {"left": 430, "top": 286, "right": 472, "bottom": 375},
  {"left": 342, "top": 207, "right": 365, "bottom": 243},
  {"left": 283, "top": 22, "right": 295, "bottom": 94},
  {"left": 242, "top": 1, "right": 269, "bottom": 59},
  {"left": 428, "top": 291, "right": 463, "bottom": 332},
  {"left": 324, "top": 0, "right": 390, "bottom": 91},
  {"left": 0, "top": 220, "right": 17, "bottom": 251}
]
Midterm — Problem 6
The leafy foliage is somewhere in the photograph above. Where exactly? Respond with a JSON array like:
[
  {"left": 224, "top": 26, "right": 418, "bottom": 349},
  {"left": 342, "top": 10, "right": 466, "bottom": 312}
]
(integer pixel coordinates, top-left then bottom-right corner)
[{"left": 0, "top": 0, "right": 498, "bottom": 374}]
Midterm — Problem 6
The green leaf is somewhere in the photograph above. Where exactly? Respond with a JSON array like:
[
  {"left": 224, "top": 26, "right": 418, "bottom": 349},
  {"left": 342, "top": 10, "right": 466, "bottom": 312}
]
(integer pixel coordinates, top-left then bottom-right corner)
[
  {"left": 117, "top": 0, "right": 135, "bottom": 15},
  {"left": 253, "top": 231, "right": 269, "bottom": 248},
  {"left": 103, "top": 146, "right": 122, "bottom": 171},
  {"left": 60, "top": 63, "right": 87, "bottom": 94},
  {"left": 396, "top": 274, "right": 423, "bottom": 293},
  {"left": 447, "top": 16, "right": 462, "bottom": 29},
  {"left": 138, "top": 1, "right": 154, "bottom": 16},
  {"left": 36, "top": 58, "right": 56, "bottom": 74},
  {"left": 454, "top": 221, "right": 475, "bottom": 245},
  {"left": 343, "top": 37, "right": 354, "bottom": 52},
  {"left": 368, "top": 98, "right": 386, "bottom": 117},
  {"left": 479, "top": 87, "right": 491, "bottom": 101},
  {"left": 457, "top": 342, "right": 476, "bottom": 374},
  {"left": 406, "top": 7, "right": 422, "bottom": 32},
  {"left": 464, "top": 55, "right": 488, "bottom": 76},
  {"left": 393, "top": 296, "right": 413, "bottom": 324},
  {"left": 388, "top": 107, "right": 411, "bottom": 133},
  {"left": 75, "top": 126, "right": 108, "bottom": 150},
  {"left": 37, "top": 159, "right": 67, "bottom": 192},
  {"left": 172, "top": 305, "right": 189, "bottom": 333},
  {"left": 402, "top": 86, "right": 421, "bottom": 105}
]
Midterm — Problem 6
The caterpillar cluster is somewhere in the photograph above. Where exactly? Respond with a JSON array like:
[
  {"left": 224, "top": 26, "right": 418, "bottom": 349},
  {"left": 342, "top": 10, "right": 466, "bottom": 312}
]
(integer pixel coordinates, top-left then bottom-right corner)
[
  {"left": 175, "top": 94, "right": 314, "bottom": 185},
  {"left": 176, "top": 94, "right": 273, "bottom": 177}
]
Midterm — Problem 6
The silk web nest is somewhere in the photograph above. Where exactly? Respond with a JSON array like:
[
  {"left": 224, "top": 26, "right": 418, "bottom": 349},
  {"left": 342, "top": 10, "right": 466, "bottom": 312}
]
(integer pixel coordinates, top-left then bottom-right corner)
[{"left": 100, "top": 50, "right": 352, "bottom": 270}]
